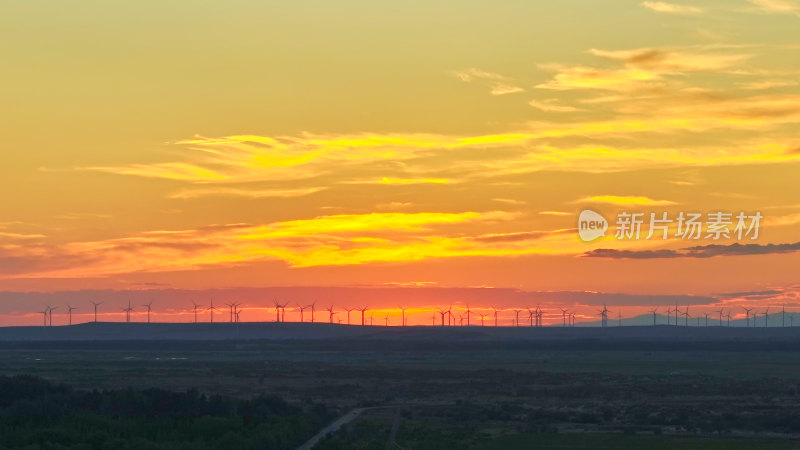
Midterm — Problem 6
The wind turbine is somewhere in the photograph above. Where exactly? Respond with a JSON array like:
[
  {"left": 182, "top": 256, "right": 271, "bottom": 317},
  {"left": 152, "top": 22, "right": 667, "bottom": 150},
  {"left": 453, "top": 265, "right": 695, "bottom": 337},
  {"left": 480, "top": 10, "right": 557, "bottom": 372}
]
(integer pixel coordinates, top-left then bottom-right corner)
[
  {"left": 306, "top": 300, "right": 317, "bottom": 323},
  {"left": 436, "top": 307, "right": 449, "bottom": 327},
  {"left": 492, "top": 306, "right": 499, "bottom": 327},
  {"left": 39, "top": 307, "right": 49, "bottom": 326},
  {"left": 66, "top": 304, "right": 78, "bottom": 326},
  {"left": 599, "top": 305, "right": 611, "bottom": 328},
  {"left": 384, "top": 314, "right": 389, "bottom": 326},
  {"left": 465, "top": 304, "right": 471, "bottom": 326},
  {"left": 536, "top": 305, "right": 544, "bottom": 327},
  {"left": 703, "top": 312, "right": 710, "bottom": 327},
  {"left": 399, "top": 306, "right": 408, "bottom": 326},
  {"left": 224, "top": 302, "right": 235, "bottom": 322},
  {"left": 764, "top": 306, "right": 770, "bottom": 328},
  {"left": 122, "top": 300, "right": 134, "bottom": 323},
  {"left": 192, "top": 301, "right": 203, "bottom": 323},
  {"left": 725, "top": 312, "right": 732, "bottom": 326},
  {"left": 309, "top": 301, "right": 316, "bottom": 323},
  {"left": 617, "top": 311, "right": 622, "bottom": 327},
  {"left": 782, "top": 305, "right": 786, "bottom": 328},
  {"left": 649, "top": 307, "right": 658, "bottom": 326},
  {"left": 683, "top": 306, "right": 691, "bottom": 327},
  {"left": 47, "top": 305, "right": 57, "bottom": 326},
  {"left": 325, "top": 305, "right": 336, "bottom": 323},
  {"left": 716, "top": 309, "right": 724, "bottom": 327},
  {"left": 273, "top": 300, "right": 282, "bottom": 322},
  {"left": 207, "top": 298, "right": 219, "bottom": 323},
  {"left": 344, "top": 307, "right": 354, "bottom": 325},
  {"left": 90, "top": 301, "right": 102, "bottom": 322},
  {"left": 561, "top": 308, "right": 569, "bottom": 328},
  {"left": 359, "top": 306, "right": 368, "bottom": 326},
  {"left": 513, "top": 309, "right": 521, "bottom": 327},
  {"left": 142, "top": 301, "right": 153, "bottom": 324},
  {"left": 742, "top": 306, "right": 752, "bottom": 328},
  {"left": 479, "top": 313, "right": 486, "bottom": 327},
  {"left": 527, "top": 308, "right": 535, "bottom": 327},
  {"left": 297, "top": 304, "right": 309, "bottom": 323}
]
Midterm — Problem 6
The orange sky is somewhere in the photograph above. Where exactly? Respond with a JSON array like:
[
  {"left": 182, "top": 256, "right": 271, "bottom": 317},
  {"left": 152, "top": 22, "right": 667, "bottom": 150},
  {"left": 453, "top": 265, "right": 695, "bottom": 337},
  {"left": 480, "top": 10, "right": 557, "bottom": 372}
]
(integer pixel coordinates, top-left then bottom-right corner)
[{"left": 1, "top": 1, "right": 799, "bottom": 325}]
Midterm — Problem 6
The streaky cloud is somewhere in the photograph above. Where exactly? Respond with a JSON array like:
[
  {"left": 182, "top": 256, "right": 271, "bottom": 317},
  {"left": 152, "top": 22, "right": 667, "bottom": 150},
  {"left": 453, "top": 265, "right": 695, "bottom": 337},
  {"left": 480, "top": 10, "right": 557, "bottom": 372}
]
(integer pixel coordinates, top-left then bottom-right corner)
[{"left": 582, "top": 241, "right": 800, "bottom": 259}]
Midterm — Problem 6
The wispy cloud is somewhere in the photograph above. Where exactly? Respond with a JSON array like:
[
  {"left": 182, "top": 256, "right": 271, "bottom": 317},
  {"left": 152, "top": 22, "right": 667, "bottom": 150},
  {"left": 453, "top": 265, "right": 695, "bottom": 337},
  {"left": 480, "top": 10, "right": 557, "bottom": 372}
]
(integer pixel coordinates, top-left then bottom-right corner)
[
  {"left": 641, "top": 1, "right": 703, "bottom": 14},
  {"left": 591, "top": 48, "right": 748, "bottom": 71},
  {"left": 574, "top": 195, "right": 677, "bottom": 206},
  {"left": 1, "top": 211, "right": 546, "bottom": 278},
  {"left": 0, "top": 232, "right": 46, "bottom": 241},
  {"left": 738, "top": 79, "right": 798, "bottom": 90},
  {"left": 537, "top": 47, "right": 750, "bottom": 91},
  {"left": 452, "top": 68, "right": 525, "bottom": 95},
  {"left": 169, "top": 187, "right": 326, "bottom": 199},
  {"left": 347, "top": 177, "right": 451, "bottom": 185},
  {"left": 583, "top": 241, "right": 800, "bottom": 259},
  {"left": 746, "top": 0, "right": 800, "bottom": 15},
  {"left": 529, "top": 99, "right": 582, "bottom": 112},
  {"left": 493, "top": 198, "right": 526, "bottom": 205}
]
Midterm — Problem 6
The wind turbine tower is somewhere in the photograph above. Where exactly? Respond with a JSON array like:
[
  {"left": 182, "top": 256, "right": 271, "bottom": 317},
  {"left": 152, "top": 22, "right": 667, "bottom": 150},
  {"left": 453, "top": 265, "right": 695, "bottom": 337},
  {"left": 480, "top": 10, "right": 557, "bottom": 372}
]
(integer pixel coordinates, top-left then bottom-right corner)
[
  {"left": 325, "top": 305, "right": 337, "bottom": 323},
  {"left": 297, "top": 304, "right": 309, "bottom": 323},
  {"left": 47, "top": 305, "right": 57, "bottom": 327},
  {"left": 207, "top": 298, "right": 220, "bottom": 323},
  {"left": 742, "top": 307, "right": 753, "bottom": 328},
  {"left": 192, "top": 301, "right": 203, "bottom": 323},
  {"left": 344, "top": 307, "right": 354, "bottom": 325},
  {"left": 122, "top": 300, "right": 134, "bottom": 323},
  {"left": 225, "top": 302, "right": 237, "bottom": 322},
  {"left": 91, "top": 301, "right": 102, "bottom": 322},
  {"left": 66, "top": 304, "right": 77, "bottom": 326},
  {"left": 142, "top": 301, "right": 153, "bottom": 324}
]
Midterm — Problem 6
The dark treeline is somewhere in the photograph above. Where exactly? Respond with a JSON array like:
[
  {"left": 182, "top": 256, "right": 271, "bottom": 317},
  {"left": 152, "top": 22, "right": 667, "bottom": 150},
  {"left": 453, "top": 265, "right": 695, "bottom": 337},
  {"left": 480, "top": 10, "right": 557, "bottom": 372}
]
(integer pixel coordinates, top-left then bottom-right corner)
[
  {"left": 5, "top": 337, "right": 800, "bottom": 353},
  {"left": 0, "top": 375, "right": 334, "bottom": 449}
]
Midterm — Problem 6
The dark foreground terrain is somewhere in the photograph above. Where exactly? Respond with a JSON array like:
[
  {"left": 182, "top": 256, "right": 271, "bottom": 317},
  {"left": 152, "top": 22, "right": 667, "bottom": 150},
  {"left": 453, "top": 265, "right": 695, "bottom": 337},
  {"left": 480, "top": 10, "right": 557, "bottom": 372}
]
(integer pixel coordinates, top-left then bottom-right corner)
[{"left": 2, "top": 324, "right": 800, "bottom": 448}]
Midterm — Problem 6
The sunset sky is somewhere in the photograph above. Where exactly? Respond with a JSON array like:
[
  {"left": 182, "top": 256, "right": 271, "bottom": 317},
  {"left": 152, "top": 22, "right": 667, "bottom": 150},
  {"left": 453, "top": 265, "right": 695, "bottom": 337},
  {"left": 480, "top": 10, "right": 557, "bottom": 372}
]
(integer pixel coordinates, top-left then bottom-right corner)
[{"left": 1, "top": 0, "right": 799, "bottom": 325}]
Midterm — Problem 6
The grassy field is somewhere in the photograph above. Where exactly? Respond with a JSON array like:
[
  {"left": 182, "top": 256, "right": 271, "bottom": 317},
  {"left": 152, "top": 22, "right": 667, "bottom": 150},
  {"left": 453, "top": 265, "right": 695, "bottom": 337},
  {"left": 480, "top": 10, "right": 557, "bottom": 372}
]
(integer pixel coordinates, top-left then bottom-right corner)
[{"left": 2, "top": 339, "right": 800, "bottom": 448}]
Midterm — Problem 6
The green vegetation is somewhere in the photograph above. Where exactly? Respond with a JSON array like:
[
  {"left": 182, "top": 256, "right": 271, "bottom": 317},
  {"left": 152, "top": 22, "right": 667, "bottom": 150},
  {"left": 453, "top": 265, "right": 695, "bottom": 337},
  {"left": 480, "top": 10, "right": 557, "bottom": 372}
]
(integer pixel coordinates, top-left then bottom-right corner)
[
  {"left": 0, "top": 374, "right": 334, "bottom": 449},
  {"left": 2, "top": 341, "right": 800, "bottom": 448}
]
